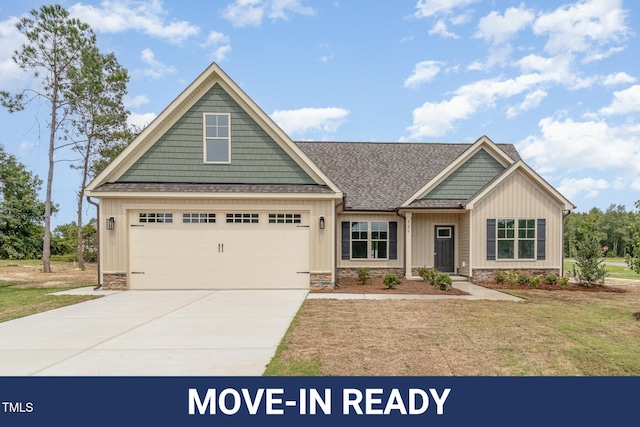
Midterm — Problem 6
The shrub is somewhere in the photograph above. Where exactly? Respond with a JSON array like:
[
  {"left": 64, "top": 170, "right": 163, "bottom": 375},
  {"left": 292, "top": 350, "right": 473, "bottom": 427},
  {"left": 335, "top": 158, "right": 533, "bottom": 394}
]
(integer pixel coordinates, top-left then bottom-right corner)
[
  {"left": 383, "top": 273, "right": 400, "bottom": 289},
  {"left": 419, "top": 267, "right": 437, "bottom": 285},
  {"left": 518, "top": 273, "right": 531, "bottom": 285},
  {"left": 356, "top": 267, "right": 370, "bottom": 285},
  {"left": 433, "top": 272, "right": 453, "bottom": 290},
  {"left": 545, "top": 273, "right": 558, "bottom": 285},
  {"left": 571, "top": 235, "right": 608, "bottom": 286},
  {"left": 494, "top": 271, "right": 506, "bottom": 284},
  {"left": 530, "top": 276, "right": 541, "bottom": 287},
  {"left": 506, "top": 270, "right": 519, "bottom": 287},
  {"left": 559, "top": 274, "right": 570, "bottom": 288}
]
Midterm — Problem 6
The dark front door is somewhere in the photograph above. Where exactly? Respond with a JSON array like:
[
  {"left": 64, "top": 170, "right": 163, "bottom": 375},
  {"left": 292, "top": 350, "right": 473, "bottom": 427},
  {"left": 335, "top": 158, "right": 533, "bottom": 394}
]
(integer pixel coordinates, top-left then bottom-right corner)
[{"left": 434, "top": 226, "right": 455, "bottom": 273}]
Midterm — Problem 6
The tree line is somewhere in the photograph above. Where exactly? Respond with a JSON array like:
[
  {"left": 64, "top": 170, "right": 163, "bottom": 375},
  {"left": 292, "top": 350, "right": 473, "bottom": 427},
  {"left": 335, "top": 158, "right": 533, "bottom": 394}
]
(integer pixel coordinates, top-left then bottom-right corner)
[
  {"left": 564, "top": 203, "right": 639, "bottom": 259},
  {"left": 0, "top": 4, "right": 134, "bottom": 270}
]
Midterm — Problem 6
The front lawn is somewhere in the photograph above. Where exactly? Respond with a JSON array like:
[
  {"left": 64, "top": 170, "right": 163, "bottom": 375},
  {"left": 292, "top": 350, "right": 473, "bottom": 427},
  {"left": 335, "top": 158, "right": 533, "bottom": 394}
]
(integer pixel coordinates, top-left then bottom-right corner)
[
  {"left": 0, "top": 280, "right": 100, "bottom": 323},
  {"left": 266, "top": 286, "right": 640, "bottom": 376},
  {"left": 0, "top": 260, "right": 100, "bottom": 322}
]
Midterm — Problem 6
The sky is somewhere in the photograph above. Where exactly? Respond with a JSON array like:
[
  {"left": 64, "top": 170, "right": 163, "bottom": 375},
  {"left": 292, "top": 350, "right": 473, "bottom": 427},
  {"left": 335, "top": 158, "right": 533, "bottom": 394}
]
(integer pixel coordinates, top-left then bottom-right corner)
[{"left": 1, "top": 0, "right": 640, "bottom": 227}]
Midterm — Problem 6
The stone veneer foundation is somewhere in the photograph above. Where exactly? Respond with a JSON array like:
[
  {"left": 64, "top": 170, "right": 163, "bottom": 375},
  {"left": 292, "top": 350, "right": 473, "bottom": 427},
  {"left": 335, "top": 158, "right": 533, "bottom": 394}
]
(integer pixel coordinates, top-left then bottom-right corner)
[
  {"left": 337, "top": 267, "right": 404, "bottom": 280},
  {"left": 310, "top": 272, "right": 334, "bottom": 289},
  {"left": 102, "top": 273, "right": 127, "bottom": 290}
]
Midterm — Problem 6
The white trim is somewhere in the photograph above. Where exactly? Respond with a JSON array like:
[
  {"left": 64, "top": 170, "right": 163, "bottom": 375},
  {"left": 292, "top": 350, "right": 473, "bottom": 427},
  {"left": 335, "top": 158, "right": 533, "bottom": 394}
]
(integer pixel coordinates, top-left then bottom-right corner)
[
  {"left": 401, "top": 135, "right": 515, "bottom": 207},
  {"left": 466, "top": 160, "right": 574, "bottom": 210},
  {"left": 86, "top": 63, "right": 342, "bottom": 194},
  {"left": 203, "top": 112, "right": 231, "bottom": 164},
  {"left": 85, "top": 190, "right": 343, "bottom": 200}
]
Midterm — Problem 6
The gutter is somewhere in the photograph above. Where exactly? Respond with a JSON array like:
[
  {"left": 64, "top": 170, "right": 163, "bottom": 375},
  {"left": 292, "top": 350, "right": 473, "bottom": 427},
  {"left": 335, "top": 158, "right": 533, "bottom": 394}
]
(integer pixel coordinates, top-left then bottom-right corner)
[{"left": 86, "top": 196, "right": 102, "bottom": 290}]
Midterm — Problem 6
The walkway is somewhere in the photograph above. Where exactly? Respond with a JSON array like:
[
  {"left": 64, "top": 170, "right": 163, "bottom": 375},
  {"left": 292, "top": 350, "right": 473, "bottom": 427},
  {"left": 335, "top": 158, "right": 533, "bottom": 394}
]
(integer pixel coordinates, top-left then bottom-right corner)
[{"left": 306, "top": 281, "right": 523, "bottom": 301}]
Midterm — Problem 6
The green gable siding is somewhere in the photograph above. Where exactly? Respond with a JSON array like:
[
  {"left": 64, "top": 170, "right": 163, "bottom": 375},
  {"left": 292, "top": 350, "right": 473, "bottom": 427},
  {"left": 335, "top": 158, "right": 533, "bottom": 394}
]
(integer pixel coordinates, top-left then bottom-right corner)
[
  {"left": 423, "top": 149, "right": 505, "bottom": 200},
  {"left": 118, "top": 84, "right": 315, "bottom": 184}
]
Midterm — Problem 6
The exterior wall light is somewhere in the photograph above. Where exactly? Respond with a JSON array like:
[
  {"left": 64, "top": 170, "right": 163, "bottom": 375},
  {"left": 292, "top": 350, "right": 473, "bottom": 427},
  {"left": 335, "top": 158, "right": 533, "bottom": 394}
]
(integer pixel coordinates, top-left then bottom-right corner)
[
  {"left": 319, "top": 215, "right": 325, "bottom": 230},
  {"left": 107, "top": 216, "right": 115, "bottom": 231}
]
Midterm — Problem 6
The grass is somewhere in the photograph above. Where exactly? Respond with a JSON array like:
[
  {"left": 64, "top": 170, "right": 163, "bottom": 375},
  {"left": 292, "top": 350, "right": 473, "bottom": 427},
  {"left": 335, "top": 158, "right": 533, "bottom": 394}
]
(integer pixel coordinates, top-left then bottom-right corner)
[
  {"left": 564, "top": 259, "right": 640, "bottom": 280},
  {"left": 0, "top": 259, "right": 100, "bottom": 323},
  {"left": 265, "top": 287, "right": 640, "bottom": 376},
  {"left": 0, "top": 280, "right": 100, "bottom": 323}
]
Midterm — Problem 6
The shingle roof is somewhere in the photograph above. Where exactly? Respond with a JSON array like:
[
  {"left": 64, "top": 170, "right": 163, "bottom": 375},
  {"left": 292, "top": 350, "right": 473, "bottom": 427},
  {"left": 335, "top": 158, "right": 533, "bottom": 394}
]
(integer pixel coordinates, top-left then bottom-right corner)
[{"left": 296, "top": 141, "right": 521, "bottom": 211}]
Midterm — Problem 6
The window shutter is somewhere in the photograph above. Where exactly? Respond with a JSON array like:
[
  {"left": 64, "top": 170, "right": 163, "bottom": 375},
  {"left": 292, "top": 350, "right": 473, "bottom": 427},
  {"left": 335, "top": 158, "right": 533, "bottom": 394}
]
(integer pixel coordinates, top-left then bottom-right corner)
[
  {"left": 341, "top": 221, "right": 350, "bottom": 260},
  {"left": 537, "top": 219, "right": 546, "bottom": 260},
  {"left": 486, "top": 219, "right": 496, "bottom": 260},
  {"left": 389, "top": 221, "right": 398, "bottom": 260}
]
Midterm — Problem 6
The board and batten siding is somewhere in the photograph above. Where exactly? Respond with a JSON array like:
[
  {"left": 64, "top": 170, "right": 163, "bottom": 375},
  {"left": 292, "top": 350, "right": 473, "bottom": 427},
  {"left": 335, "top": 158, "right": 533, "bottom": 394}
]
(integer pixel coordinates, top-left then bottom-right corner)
[
  {"left": 458, "top": 211, "right": 470, "bottom": 276},
  {"left": 99, "top": 197, "right": 334, "bottom": 281},
  {"left": 411, "top": 213, "right": 461, "bottom": 271},
  {"left": 337, "top": 213, "right": 404, "bottom": 268},
  {"left": 471, "top": 170, "right": 563, "bottom": 269},
  {"left": 118, "top": 84, "right": 315, "bottom": 185}
]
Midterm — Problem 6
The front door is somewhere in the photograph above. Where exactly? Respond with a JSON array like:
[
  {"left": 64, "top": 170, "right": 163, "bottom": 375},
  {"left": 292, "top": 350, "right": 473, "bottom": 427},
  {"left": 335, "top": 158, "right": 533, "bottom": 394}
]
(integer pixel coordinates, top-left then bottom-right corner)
[{"left": 434, "top": 226, "right": 454, "bottom": 273}]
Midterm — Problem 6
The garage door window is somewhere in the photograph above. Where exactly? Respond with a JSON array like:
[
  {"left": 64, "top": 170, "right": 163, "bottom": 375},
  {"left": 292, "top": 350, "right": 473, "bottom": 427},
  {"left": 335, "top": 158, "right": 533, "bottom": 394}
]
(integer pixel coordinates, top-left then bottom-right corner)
[
  {"left": 183, "top": 213, "right": 216, "bottom": 223},
  {"left": 226, "top": 213, "right": 259, "bottom": 223},
  {"left": 139, "top": 213, "right": 173, "bottom": 223},
  {"left": 268, "top": 213, "right": 301, "bottom": 224}
]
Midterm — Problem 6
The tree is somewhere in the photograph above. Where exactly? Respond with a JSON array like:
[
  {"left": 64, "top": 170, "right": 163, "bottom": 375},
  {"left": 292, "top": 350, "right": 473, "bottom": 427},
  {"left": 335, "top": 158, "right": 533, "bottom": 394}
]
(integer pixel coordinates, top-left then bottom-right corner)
[
  {"left": 0, "top": 145, "right": 46, "bottom": 259},
  {"left": 571, "top": 234, "right": 608, "bottom": 286},
  {"left": 625, "top": 201, "right": 640, "bottom": 274},
  {"left": 0, "top": 5, "right": 97, "bottom": 272},
  {"left": 65, "top": 48, "right": 130, "bottom": 269}
]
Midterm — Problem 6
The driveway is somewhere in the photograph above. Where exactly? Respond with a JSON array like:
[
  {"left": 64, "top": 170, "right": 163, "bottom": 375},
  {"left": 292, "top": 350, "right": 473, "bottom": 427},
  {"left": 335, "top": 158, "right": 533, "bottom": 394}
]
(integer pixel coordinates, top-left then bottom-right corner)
[{"left": 0, "top": 289, "right": 308, "bottom": 376}]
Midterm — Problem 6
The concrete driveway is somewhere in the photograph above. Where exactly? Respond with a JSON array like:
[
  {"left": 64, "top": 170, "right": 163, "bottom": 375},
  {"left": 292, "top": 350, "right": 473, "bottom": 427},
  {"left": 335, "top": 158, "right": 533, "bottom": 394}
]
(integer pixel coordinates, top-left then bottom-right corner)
[{"left": 0, "top": 288, "right": 308, "bottom": 376}]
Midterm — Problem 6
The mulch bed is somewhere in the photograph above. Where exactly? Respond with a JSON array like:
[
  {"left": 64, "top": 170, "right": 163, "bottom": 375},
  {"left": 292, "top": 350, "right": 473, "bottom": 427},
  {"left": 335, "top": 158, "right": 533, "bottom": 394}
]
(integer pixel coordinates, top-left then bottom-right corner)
[
  {"left": 480, "top": 281, "right": 628, "bottom": 293},
  {"left": 310, "top": 276, "right": 469, "bottom": 295}
]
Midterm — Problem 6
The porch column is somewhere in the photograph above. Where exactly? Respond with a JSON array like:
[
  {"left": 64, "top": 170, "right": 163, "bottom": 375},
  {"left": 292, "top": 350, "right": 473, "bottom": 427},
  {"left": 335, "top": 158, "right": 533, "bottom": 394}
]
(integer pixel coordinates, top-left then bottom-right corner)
[{"left": 405, "top": 212, "right": 413, "bottom": 278}]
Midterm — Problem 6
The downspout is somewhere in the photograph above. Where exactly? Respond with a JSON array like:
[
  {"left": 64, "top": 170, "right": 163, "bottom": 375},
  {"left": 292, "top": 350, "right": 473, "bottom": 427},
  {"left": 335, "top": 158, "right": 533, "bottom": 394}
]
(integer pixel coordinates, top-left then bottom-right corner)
[
  {"left": 334, "top": 195, "right": 345, "bottom": 288},
  {"left": 561, "top": 209, "right": 572, "bottom": 277},
  {"left": 394, "top": 208, "right": 407, "bottom": 278},
  {"left": 86, "top": 196, "right": 101, "bottom": 290}
]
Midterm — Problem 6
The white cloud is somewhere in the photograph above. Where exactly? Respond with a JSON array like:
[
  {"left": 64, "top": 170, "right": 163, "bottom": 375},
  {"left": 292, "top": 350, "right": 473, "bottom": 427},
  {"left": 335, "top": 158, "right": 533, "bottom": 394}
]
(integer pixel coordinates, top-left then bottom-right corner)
[
  {"left": 557, "top": 177, "right": 610, "bottom": 200},
  {"left": 0, "top": 17, "right": 28, "bottom": 89},
  {"left": 203, "top": 31, "right": 232, "bottom": 62},
  {"left": 319, "top": 54, "right": 334, "bottom": 63},
  {"left": 476, "top": 6, "right": 534, "bottom": 45},
  {"left": 69, "top": 0, "right": 200, "bottom": 45},
  {"left": 532, "top": 0, "right": 630, "bottom": 57},
  {"left": 404, "top": 61, "right": 442, "bottom": 88},
  {"left": 603, "top": 72, "right": 636, "bottom": 86},
  {"left": 138, "top": 48, "right": 177, "bottom": 79},
  {"left": 518, "top": 116, "right": 640, "bottom": 174},
  {"left": 269, "top": 0, "right": 314, "bottom": 20},
  {"left": 271, "top": 107, "right": 350, "bottom": 135},
  {"left": 124, "top": 94, "right": 150, "bottom": 108},
  {"left": 128, "top": 112, "right": 157, "bottom": 129},
  {"left": 506, "top": 89, "right": 548, "bottom": 118},
  {"left": 413, "top": 0, "right": 479, "bottom": 18},
  {"left": 598, "top": 85, "right": 640, "bottom": 116},
  {"left": 222, "top": 0, "right": 314, "bottom": 27},
  {"left": 407, "top": 72, "right": 554, "bottom": 138},
  {"left": 428, "top": 19, "right": 459, "bottom": 38},
  {"left": 205, "top": 31, "right": 230, "bottom": 45}
]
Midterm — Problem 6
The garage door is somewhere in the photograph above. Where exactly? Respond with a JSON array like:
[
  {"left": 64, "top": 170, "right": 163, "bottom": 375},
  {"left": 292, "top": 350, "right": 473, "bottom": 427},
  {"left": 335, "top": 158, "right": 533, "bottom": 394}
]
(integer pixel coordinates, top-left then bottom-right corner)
[{"left": 128, "top": 211, "right": 309, "bottom": 290}]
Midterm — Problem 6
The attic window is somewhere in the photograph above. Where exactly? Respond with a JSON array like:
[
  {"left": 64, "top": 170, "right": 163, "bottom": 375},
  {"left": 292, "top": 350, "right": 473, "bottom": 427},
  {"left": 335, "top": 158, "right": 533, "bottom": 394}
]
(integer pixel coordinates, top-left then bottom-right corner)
[{"left": 203, "top": 113, "right": 230, "bottom": 163}]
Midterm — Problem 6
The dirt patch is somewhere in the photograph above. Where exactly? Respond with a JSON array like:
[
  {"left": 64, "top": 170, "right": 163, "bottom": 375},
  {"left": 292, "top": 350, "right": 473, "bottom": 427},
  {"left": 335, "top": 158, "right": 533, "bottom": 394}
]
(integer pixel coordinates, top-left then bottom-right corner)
[
  {"left": 310, "top": 276, "right": 469, "bottom": 295},
  {"left": 0, "top": 261, "right": 98, "bottom": 288}
]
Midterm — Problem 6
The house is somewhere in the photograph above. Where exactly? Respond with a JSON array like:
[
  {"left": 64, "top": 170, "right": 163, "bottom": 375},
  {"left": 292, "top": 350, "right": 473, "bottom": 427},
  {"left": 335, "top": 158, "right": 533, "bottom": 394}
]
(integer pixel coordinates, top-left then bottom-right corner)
[{"left": 85, "top": 63, "right": 575, "bottom": 290}]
